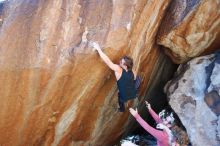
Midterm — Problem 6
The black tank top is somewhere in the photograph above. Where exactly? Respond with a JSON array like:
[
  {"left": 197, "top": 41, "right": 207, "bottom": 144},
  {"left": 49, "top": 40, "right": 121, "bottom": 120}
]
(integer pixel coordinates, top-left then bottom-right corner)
[{"left": 117, "top": 69, "right": 136, "bottom": 101}]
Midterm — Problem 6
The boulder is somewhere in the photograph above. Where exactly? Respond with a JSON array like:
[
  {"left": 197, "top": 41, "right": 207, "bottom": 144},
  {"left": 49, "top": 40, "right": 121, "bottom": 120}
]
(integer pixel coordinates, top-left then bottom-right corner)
[
  {"left": 165, "top": 52, "right": 220, "bottom": 146},
  {"left": 0, "top": 0, "right": 174, "bottom": 146},
  {"left": 157, "top": 0, "right": 220, "bottom": 63}
]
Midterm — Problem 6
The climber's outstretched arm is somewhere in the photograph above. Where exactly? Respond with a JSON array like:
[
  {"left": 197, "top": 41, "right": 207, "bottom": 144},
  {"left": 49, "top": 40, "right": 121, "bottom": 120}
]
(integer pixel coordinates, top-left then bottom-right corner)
[{"left": 91, "top": 42, "right": 121, "bottom": 72}]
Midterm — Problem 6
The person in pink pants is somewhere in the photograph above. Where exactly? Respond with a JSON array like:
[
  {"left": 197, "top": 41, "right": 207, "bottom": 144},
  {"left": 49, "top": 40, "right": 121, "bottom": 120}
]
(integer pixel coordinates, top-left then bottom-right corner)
[{"left": 129, "top": 101, "right": 178, "bottom": 146}]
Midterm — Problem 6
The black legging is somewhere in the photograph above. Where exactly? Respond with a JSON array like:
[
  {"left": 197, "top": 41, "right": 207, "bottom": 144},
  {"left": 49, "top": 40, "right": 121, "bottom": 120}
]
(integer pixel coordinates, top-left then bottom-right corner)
[{"left": 118, "top": 94, "right": 125, "bottom": 112}]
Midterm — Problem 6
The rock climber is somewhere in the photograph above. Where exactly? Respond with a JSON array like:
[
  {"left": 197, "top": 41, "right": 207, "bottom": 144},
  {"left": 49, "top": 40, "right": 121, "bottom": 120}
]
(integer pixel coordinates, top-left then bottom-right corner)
[{"left": 90, "top": 42, "right": 137, "bottom": 112}]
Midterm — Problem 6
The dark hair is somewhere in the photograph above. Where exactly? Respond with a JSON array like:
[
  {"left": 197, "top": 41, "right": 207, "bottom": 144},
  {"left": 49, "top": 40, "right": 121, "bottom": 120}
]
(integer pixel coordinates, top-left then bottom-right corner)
[
  {"left": 159, "top": 108, "right": 175, "bottom": 126},
  {"left": 121, "top": 56, "right": 133, "bottom": 71}
]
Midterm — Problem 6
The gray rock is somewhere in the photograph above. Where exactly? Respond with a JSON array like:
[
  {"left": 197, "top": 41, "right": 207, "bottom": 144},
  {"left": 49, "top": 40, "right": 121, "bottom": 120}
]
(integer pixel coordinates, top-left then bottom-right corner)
[{"left": 165, "top": 52, "right": 220, "bottom": 146}]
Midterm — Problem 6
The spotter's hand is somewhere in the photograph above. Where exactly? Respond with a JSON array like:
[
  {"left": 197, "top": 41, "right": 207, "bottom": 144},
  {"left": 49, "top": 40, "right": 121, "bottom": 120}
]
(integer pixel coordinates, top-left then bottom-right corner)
[
  {"left": 129, "top": 108, "right": 138, "bottom": 117},
  {"left": 145, "top": 101, "right": 151, "bottom": 109}
]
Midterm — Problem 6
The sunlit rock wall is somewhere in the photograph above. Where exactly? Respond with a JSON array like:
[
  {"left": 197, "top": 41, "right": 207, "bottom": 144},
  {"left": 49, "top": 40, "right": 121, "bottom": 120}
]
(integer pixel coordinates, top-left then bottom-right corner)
[
  {"left": 157, "top": 0, "right": 220, "bottom": 64},
  {"left": 0, "top": 0, "right": 173, "bottom": 146},
  {"left": 165, "top": 52, "right": 220, "bottom": 146}
]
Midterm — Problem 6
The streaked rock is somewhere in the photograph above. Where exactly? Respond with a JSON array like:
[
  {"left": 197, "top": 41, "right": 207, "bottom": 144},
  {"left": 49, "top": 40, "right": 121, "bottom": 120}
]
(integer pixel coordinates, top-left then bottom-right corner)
[
  {"left": 0, "top": 0, "right": 173, "bottom": 146},
  {"left": 157, "top": 0, "right": 220, "bottom": 63}
]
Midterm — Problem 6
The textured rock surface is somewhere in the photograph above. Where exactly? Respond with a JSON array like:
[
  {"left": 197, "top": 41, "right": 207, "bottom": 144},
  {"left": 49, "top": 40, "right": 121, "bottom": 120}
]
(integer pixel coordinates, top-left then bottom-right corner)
[
  {"left": 165, "top": 52, "right": 220, "bottom": 146},
  {"left": 0, "top": 1, "right": 5, "bottom": 25},
  {"left": 157, "top": 0, "right": 220, "bottom": 63},
  {"left": 0, "top": 0, "right": 174, "bottom": 146}
]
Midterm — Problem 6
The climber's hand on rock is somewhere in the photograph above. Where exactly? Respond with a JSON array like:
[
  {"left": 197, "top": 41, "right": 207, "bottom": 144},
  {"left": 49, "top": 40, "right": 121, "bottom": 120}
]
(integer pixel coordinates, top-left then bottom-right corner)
[
  {"left": 90, "top": 42, "right": 101, "bottom": 51},
  {"left": 129, "top": 108, "right": 138, "bottom": 117},
  {"left": 145, "top": 101, "right": 151, "bottom": 109}
]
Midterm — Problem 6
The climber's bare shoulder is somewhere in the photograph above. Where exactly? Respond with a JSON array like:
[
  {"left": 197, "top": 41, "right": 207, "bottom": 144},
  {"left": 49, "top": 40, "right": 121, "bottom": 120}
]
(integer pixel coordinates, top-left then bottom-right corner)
[{"left": 114, "top": 66, "right": 123, "bottom": 80}]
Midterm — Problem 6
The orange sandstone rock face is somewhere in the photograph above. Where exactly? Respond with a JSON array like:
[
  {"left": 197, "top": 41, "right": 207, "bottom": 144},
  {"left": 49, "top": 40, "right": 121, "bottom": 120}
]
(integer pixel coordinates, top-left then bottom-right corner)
[
  {"left": 157, "top": 0, "right": 220, "bottom": 64},
  {"left": 0, "top": 0, "right": 171, "bottom": 146}
]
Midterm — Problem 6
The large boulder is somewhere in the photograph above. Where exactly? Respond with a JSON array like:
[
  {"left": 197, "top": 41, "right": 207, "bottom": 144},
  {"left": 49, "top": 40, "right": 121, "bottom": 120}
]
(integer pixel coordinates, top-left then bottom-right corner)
[
  {"left": 157, "top": 0, "right": 220, "bottom": 64},
  {"left": 0, "top": 0, "right": 174, "bottom": 146},
  {"left": 165, "top": 52, "right": 220, "bottom": 146}
]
